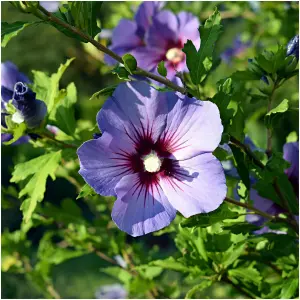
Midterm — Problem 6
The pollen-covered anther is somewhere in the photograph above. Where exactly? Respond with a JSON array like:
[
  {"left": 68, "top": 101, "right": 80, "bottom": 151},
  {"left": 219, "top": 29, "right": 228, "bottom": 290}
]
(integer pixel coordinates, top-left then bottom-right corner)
[
  {"left": 143, "top": 151, "right": 162, "bottom": 173},
  {"left": 166, "top": 48, "right": 185, "bottom": 64}
]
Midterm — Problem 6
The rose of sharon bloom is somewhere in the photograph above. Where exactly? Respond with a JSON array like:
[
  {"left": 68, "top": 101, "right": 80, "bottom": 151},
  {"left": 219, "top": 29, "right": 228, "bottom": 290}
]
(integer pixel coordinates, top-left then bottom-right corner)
[
  {"left": 105, "top": 1, "right": 164, "bottom": 65},
  {"left": 106, "top": 2, "right": 200, "bottom": 82},
  {"left": 286, "top": 35, "right": 299, "bottom": 60},
  {"left": 77, "top": 82, "right": 226, "bottom": 236},
  {"left": 95, "top": 284, "right": 127, "bottom": 299},
  {"left": 246, "top": 142, "right": 299, "bottom": 234},
  {"left": 1, "top": 62, "right": 31, "bottom": 144}
]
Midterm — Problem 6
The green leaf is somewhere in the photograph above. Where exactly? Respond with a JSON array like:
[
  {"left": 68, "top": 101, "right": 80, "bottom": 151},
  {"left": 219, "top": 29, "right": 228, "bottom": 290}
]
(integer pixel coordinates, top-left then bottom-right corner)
[
  {"left": 76, "top": 184, "right": 96, "bottom": 199},
  {"left": 286, "top": 131, "right": 298, "bottom": 143},
  {"left": 229, "top": 144, "right": 250, "bottom": 189},
  {"left": 222, "top": 222, "right": 261, "bottom": 234},
  {"left": 264, "top": 99, "right": 289, "bottom": 129},
  {"left": 101, "top": 266, "right": 132, "bottom": 285},
  {"left": 185, "top": 280, "right": 212, "bottom": 299},
  {"left": 181, "top": 203, "right": 239, "bottom": 228},
  {"left": 11, "top": 151, "right": 62, "bottom": 223},
  {"left": 183, "top": 7, "right": 222, "bottom": 84},
  {"left": 151, "top": 257, "right": 191, "bottom": 273},
  {"left": 112, "top": 65, "right": 130, "bottom": 80},
  {"left": 222, "top": 242, "right": 245, "bottom": 268},
  {"left": 69, "top": 1, "right": 103, "bottom": 38},
  {"left": 122, "top": 54, "right": 137, "bottom": 74},
  {"left": 50, "top": 82, "right": 77, "bottom": 137},
  {"left": 1, "top": 21, "right": 37, "bottom": 47},
  {"left": 280, "top": 278, "right": 299, "bottom": 299},
  {"left": 157, "top": 61, "right": 167, "bottom": 77},
  {"left": 229, "top": 106, "right": 245, "bottom": 141},
  {"left": 3, "top": 122, "right": 27, "bottom": 146},
  {"left": 89, "top": 85, "right": 117, "bottom": 100},
  {"left": 206, "top": 233, "right": 233, "bottom": 252},
  {"left": 134, "top": 265, "right": 163, "bottom": 280},
  {"left": 32, "top": 58, "right": 75, "bottom": 113},
  {"left": 228, "top": 266, "right": 262, "bottom": 285}
]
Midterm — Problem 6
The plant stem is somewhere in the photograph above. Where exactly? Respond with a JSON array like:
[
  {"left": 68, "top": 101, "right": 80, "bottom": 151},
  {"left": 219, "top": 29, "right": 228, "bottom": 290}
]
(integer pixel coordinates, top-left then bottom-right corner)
[
  {"left": 37, "top": 5, "right": 186, "bottom": 94},
  {"left": 38, "top": 131, "right": 77, "bottom": 149},
  {"left": 225, "top": 197, "right": 275, "bottom": 220},
  {"left": 223, "top": 276, "right": 255, "bottom": 299},
  {"left": 229, "top": 135, "right": 265, "bottom": 169},
  {"left": 225, "top": 197, "right": 298, "bottom": 232},
  {"left": 266, "top": 84, "right": 277, "bottom": 158}
]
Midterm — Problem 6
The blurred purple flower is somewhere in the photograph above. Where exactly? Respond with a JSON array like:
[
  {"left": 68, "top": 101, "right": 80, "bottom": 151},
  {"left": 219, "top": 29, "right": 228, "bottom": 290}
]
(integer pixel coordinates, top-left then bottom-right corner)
[
  {"left": 95, "top": 284, "right": 127, "bottom": 299},
  {"left": 221, "top": 35, "right": 251, "bottom": 63},
  {"left": 105, "top": 2, "right": 200, "bottom": 82},
  {"left": 1, "top": 61, "right": 47, "bottom": 144},
  {"left": 77, "top": 82, "right": 226, "bottom": 236},
  {"left": 39, "top": 1, "right": 60, "bottom": 12},
  {"left": 286, "top": 35, "right": 299, "bottom": 60},
  {"left": 246, "top": 142, "right": 299, "bottom": 233}
]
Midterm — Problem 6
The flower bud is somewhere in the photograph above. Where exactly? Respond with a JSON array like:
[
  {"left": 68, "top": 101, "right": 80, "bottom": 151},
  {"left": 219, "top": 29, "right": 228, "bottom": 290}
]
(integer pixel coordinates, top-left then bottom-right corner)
[
  {"left": 258, "top": 75, "right": 274, "bottom": 95},
  {"left": 12, "top": 82, "right": 47, "bottom": 128},
  {"left": 286, "top": 35, "right": 299, "bottom": 60}
]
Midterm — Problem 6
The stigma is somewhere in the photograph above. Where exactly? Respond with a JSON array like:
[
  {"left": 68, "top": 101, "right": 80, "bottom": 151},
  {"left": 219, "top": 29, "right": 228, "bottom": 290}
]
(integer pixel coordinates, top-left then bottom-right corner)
[
  {"left": 166, "top": 48, "right": 185, "bottom": 64},
  {"left": 143, "top": 151, "right": 162, "bottom": 173}
]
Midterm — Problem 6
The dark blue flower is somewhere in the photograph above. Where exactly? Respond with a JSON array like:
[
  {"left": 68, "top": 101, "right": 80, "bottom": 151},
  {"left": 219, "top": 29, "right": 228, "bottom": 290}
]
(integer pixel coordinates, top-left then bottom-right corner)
[
  {"left": 286, "top": 35, "right": 299, "bottom": 59},
  {"left": 221, "top": 35, "right": 251, "bottom": 63},
  {"left": 1, "top": 61, "right": 47, "bottom": 144},
  {"left": 12, "top": 82, "right": 47, "bottom": 128}
]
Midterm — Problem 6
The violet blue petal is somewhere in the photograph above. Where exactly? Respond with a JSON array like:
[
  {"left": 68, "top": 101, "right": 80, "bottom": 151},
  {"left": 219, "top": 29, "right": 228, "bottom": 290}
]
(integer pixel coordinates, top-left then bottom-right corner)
[
  {"left": 97, "top": 82, "right": 168, "bottom": 144},
  {"left": 283, "top": 142, "right": 299, "bottom": 195},
  {"left": 162, "top": 94, "right": 223, "bottom": 160},
  {"left": 77, "top": 132, "right": 134, "bottom": 197},
  {"left": 1, "top": 86, "right": 13, "bottom": 103},
  {"left": 95, "top": 284, "right": 127, "bottom": 299},
  {"left": 1, "top": 61, "right": 30, "bottom": 91},
  {"left": 160, "top": 153, "right": 227, "bottom": 217},
  {"left": 105, "top": 20, "right": 142, "bottom": 65},
  {"left": 39, "top": 1, "right": 60, "bottom": 12},
  {"left": 146, "top": 10, "right": 179, "bottom": 48},
  {"left": 112, "top": 173, "right": 176, "bottom": 237},
  {"left": 134, "top": 1, "right": 164, "bottom": 38},
  {"left": 131, "top": 46, "right": 164, "bottom": 70},
  {"left": 177, "top": 12, "right": 200, "bottom": 48}
]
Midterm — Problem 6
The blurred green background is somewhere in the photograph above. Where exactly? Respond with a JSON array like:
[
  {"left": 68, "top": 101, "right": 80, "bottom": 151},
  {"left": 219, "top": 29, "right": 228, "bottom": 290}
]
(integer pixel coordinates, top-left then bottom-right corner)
[{"left": 2, "top": 1, "right": 299, "bottom": 298}]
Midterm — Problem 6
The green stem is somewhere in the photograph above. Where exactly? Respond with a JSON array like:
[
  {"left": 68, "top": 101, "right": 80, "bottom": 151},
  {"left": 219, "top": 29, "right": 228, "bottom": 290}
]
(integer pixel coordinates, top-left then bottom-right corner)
[
  {"left": 37, "top": 131, "right": 77, "bottom": 149},
  {"left": 37, "top": 5, "right": 186, "bottom": 94},
  {"left": 225, "top": 197, "right": 298, "bottom": 232}
]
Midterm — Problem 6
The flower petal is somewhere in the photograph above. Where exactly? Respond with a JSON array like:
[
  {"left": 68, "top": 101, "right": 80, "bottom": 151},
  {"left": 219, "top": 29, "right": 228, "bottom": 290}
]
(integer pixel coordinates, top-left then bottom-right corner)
[
  {"left": 160, "top": 153, "right": 226, "bottom": 218},
  {"left": 283, "top": 142, "right": 299, "bottom": 182},
  {"left": 105, "top": 20, "right": 142, "bottom": 65},
  {"left": 161, "top": 94, "right": 223, "bottom": 160},
  {"left": 146, "top": 10, "right": 179, "bottom": 48},
  {"left": 77, "top": 132, "right": 135, "bottom": 196},
  {"left": 1, "top": 61, "right": 30, "bottom": 91},
  {"left": 134, "top": 1, "right": 164, "bottom": 38},
  {"left": 131, "top": 47, "right": 164, "bottom": 70},
  {"left": 112, "top": 173, "right": 176, "bottom": 236},
  {"left": 177, "top": 12, "right": 200, "bottom": 49},
  {"left": 97, "top": 82, "right": 168, "bottom": 145}
]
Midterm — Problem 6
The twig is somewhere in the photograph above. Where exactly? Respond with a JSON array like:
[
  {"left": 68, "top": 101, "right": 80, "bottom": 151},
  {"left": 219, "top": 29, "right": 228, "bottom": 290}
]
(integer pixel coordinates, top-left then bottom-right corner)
[
  {"left": 38, "top": 131, "right": 77, "bottom": 149},
  {"left": 223, "top": 276, "right": 254, "bottom": 299},
  {"left": 266, "top": 84, "right": 277, "bottom": 158},
  {"left": 47, "top": 284, "right": 61, "bottom": 299},
  {"left": 37, "top": 5, "right": 186, "bottom": 95},
  {"left": 225, "top": 197, "right": 298, "bottom": 232}
]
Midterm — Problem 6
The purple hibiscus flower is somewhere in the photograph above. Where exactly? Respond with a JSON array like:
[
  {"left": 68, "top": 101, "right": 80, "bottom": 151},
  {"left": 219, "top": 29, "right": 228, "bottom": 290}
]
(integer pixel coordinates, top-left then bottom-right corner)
[
  {"left": 105, "top": 1, "right": 164, "bottom": 65},
  {"left": 286, "top": 34, "right": 299, "bottom": 60},
  {"left": 77, "top": 82, "right": 226, "bottom": 236},
  {"left": 246, "top": 142, "right": 299, "bottom": 234},
  {"left": 1, "top": 61, "right": 47, "bottom": 144},
  {"left": 95, "top": 284, "right": 127, "bottom": 299},
  {"left": 106, "top": 2, "right": 200, "bottom": 82},
  {"left": 221, "top": 35, "right": 251, "bottom": 63},
  {"left": 39, "top": 1, "right": 60, "bottom": 12}
]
